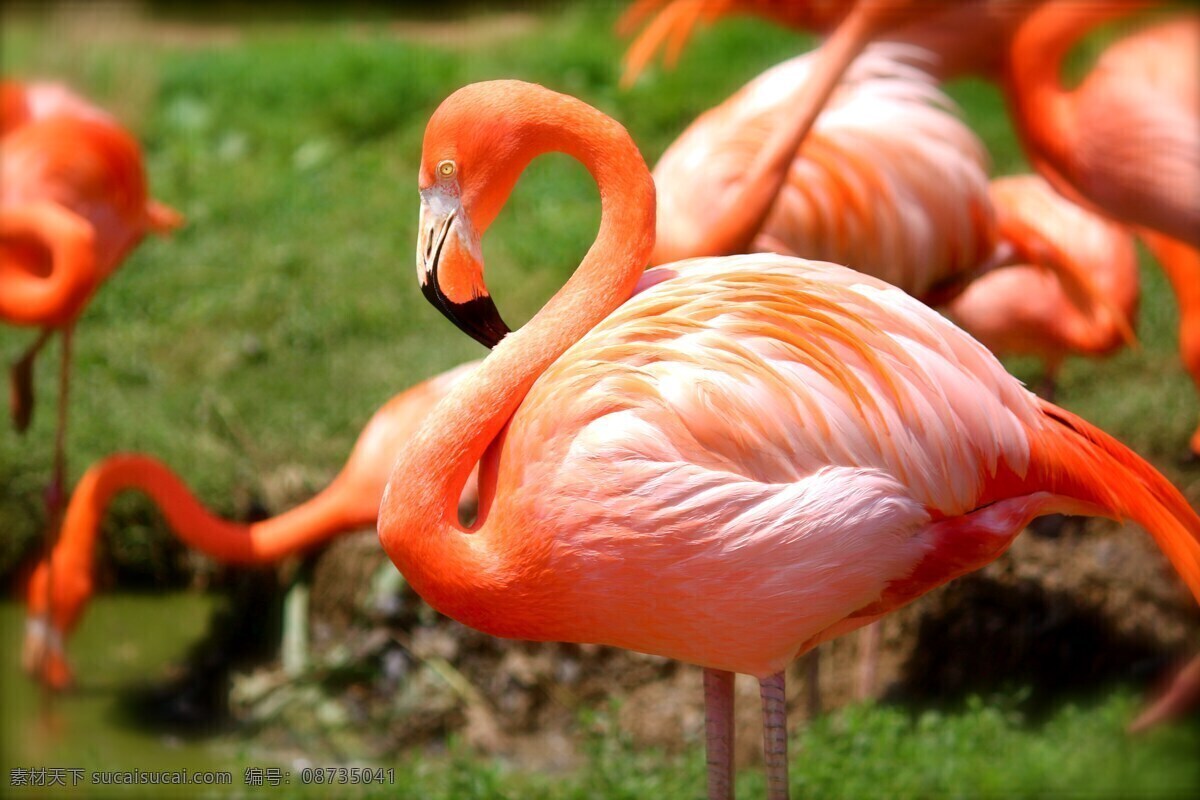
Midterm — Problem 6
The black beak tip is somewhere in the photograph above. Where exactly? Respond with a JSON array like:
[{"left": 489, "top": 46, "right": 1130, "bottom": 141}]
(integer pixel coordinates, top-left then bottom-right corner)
[
  {"left": 421, "top": 278, "right": 511, "bottom": 349},
  {"left": 456, "top": 295, "right": 511, "bottom": 349}
]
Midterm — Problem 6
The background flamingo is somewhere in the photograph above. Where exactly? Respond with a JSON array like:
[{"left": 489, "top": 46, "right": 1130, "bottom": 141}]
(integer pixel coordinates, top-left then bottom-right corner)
[
  {"left": 1, "top": 83, "right": 181, "bottom": 535},
  {"left": 1005, "top": 5, "right": 1200, "bottom": 457},
  {"left": 649, "top": 43, "right": 997, "bottom": 297},
  {"left": 23, "top": 361, "right": 479, "bottom": 690},
  {"left": 380, "top": 80, "right": 1200, "bottom": 800},
  {"left": 946, "top": 174, "right": 1141, "bottom": 400}
]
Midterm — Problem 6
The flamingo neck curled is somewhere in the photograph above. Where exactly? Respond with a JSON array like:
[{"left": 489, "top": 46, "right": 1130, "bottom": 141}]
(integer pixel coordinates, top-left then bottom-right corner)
[
  {"left": 378, "top": 83, "right": 657, "bottom": 629},
  {"left": 31, "top": 454, "right": 362, "bottom": 630},
  {"left": 1004, "top": 1, "right": 1148, "bottom": 194}
]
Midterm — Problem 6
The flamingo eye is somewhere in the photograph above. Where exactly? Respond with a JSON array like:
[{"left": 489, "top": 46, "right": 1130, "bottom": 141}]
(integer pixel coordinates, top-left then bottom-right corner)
[{"left": 437, "top": 160, "right": 457, "bottom": 179}]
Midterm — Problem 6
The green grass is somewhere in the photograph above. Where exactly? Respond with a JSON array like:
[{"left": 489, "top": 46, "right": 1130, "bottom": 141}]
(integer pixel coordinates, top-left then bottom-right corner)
[
  {"left": 1, "top": 3, "right": 1199, "bottom": 797},
  {"left": 3, "top": 3, "right": 1196, "bottom": 571}
]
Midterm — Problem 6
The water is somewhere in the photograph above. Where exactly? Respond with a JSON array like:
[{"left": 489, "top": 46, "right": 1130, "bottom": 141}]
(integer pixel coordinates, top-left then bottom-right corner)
[{"left": 0, "top": 592, "right": 249, "bottom": 798}]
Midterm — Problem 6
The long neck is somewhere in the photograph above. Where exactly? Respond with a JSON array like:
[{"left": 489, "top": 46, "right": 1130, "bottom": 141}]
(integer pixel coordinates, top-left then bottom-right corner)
[
  {"left": 1005, "top": 1, "right": 1146, "bottom": 191},
  {"left": 50, "top": 454, "right": 363, "bottom": 583},
  {"left": 378, "top": 101, "right": 656, "bottom": 622}
]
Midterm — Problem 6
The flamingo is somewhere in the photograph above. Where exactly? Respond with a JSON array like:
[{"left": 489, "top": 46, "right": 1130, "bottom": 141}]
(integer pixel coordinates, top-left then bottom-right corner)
[
  {"left": 1, "top": 82, "right": 182, "bottom": 536},
  {"left": 22, "top": 362, "right": 479, "bottom": 690},
  {"left": 379, "top": 80, "right": 1200, "bottom": 800},
  {"left": 945, "top": 174, "right": 1141, "bottom": 400},
  {"left": 1005, "top": 5, "right": 1200, "bottom": 456},
  {"left": 649, "top": 43, "right": 997, "bottom": 301}
]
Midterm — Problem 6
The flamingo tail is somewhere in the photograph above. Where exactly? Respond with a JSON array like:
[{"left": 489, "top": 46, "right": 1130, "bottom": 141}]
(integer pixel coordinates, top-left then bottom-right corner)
[{"left": 1031, "top": 400, "right": 1200, "bottom": 602}]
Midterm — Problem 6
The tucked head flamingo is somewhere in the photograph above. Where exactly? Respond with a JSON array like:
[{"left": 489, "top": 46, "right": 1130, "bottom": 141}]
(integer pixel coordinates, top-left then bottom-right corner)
[
  {"left": 23, "top": 362, "right": 479, "bottom": 690},
  {"left": 946, "top": 174, "right": 1140, "bottom": 400},
  {"left": 380, "top": 80, "right": 1200, "bottom": 799},
  {"left": 1, "top": 83, "right": 181, "bottom": 535}
]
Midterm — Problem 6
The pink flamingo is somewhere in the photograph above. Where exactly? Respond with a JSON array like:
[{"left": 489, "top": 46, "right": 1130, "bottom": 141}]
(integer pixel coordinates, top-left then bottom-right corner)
[
  {"left": 2, "top": 81, "right": 181, "bottom": 529},
  {"left": 23, "top": 362, "right": 479, "bottom": 690},
  {"left": 380, "top": 81, "right": 1200, "bottom": 799},
  {"left": 946, "top": 174, "right": 1141, "bottom": 400},
  {"left": 649, "top": 43, "right": 997, "bottom": 301}
]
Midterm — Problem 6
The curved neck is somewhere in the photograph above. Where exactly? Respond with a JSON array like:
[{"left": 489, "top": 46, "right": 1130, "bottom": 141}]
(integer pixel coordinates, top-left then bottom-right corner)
[
  {"left": 1005, "top": 1, "right": 1147, "bottom": 190},
  {"left": 0, "top": 202, "right": 97, "bottom": 327},
  {"left": 49, "top": 454, "right": 363, "bottom": 583},
  {"left": 379, "top": 95, "right": 656, "bottom": 623}
]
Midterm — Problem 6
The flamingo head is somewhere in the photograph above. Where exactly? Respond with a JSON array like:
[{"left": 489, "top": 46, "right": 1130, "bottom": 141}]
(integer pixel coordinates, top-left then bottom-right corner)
[
  {"left": 414, "top": 82, "right": 585, "bottom": 349},
  {"left": 22, "top": 558, "right": 92, "bottom": 690}
]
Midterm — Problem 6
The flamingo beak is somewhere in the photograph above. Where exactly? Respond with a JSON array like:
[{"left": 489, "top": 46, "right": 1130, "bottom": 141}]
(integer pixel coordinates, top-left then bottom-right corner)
[{"left": 417, "top": 189, "right": 510, "bottom": 349}]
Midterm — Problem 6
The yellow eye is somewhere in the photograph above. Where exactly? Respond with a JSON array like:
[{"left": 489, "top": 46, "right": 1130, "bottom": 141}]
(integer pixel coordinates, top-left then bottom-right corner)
[{"left": 437, "top": 160, "right": 457, "bottom": 179}]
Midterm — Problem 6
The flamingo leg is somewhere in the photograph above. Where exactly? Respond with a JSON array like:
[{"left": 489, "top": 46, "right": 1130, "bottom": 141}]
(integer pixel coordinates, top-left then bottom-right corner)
[
  {"left": 799, "top": 649, "right": 821, "bottom": 718},
  {"left": 760, "top": 671, "right": 789, "bottom": 800},
  {"left": 1128, "top": 653, "right": 1200, "bottom": 733},
  {"left": 855, "top": 622, "right": 881, "bottom": 701},
  {"left": 37, "top": 324, "right": 72, "bottom": 714},
  {"left": 46, "top": 323, "right": 73, "bottom": 527},
  {"left": 10, "top": 327, "right": 52, "bottom": 432},
  {"left": 703, "top": 667, "right": 735, "bottom": 800}
]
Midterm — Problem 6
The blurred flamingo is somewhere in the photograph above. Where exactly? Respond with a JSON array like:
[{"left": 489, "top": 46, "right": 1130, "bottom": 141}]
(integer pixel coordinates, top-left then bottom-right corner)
[
  {"left": 650, "top": 44, "right": 997, "bottom": 300},
  {"left": 946, "top": 174, "right": 1141, "bottom": 400},
  {"left": 1005, "top": 5, "right": 1200, "bottom": 456},
  {"left": 1, "top": 80, "right": 112, "bottom": 136},
  {"left": 1, "top": 81, "right": 182, "bottom": 533},
  {"left": 23, "top": 362, "right": 480, "bottom": 690},
  {"left": 381, "top": 81, "right": 1200, "bottom": 800}
]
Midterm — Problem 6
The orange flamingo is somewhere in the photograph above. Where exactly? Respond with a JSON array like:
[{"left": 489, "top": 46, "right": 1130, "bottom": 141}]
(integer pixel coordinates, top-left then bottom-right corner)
[
  {"left": 649, "top": 43, "right": 997, "bottom": 301},
  {"left": 22, "top": 362, "right": 479, "bottom": 690},
  {"left": 1005, "top": 5, "right": 1200, "bottom": 456},
  {"left": 380, "top": 81, "right": 1200, "bottom": 799},
  {"left": 2, "top": 81, "right": 181, "bottom": 530},
  {"left": 946, "top": 174, "right": 1141, "bottom": 400}
]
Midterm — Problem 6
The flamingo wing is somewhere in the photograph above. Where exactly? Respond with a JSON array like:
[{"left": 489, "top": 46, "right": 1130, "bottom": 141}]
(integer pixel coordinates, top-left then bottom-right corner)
[{"left": 480, "top": 256, "right": 1054, "bottom": 675}]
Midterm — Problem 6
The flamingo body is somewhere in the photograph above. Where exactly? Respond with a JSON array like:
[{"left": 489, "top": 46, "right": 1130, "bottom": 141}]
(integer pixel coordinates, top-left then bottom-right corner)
[
  {"left": 1, "top": 115, "right": 176, "bottom": 327},
  {"left": 446, "top": 256, "right": 1044, "bottom": 676},
  {"left": 652, "top": 47, "right": 994, "bottom": 296}
]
